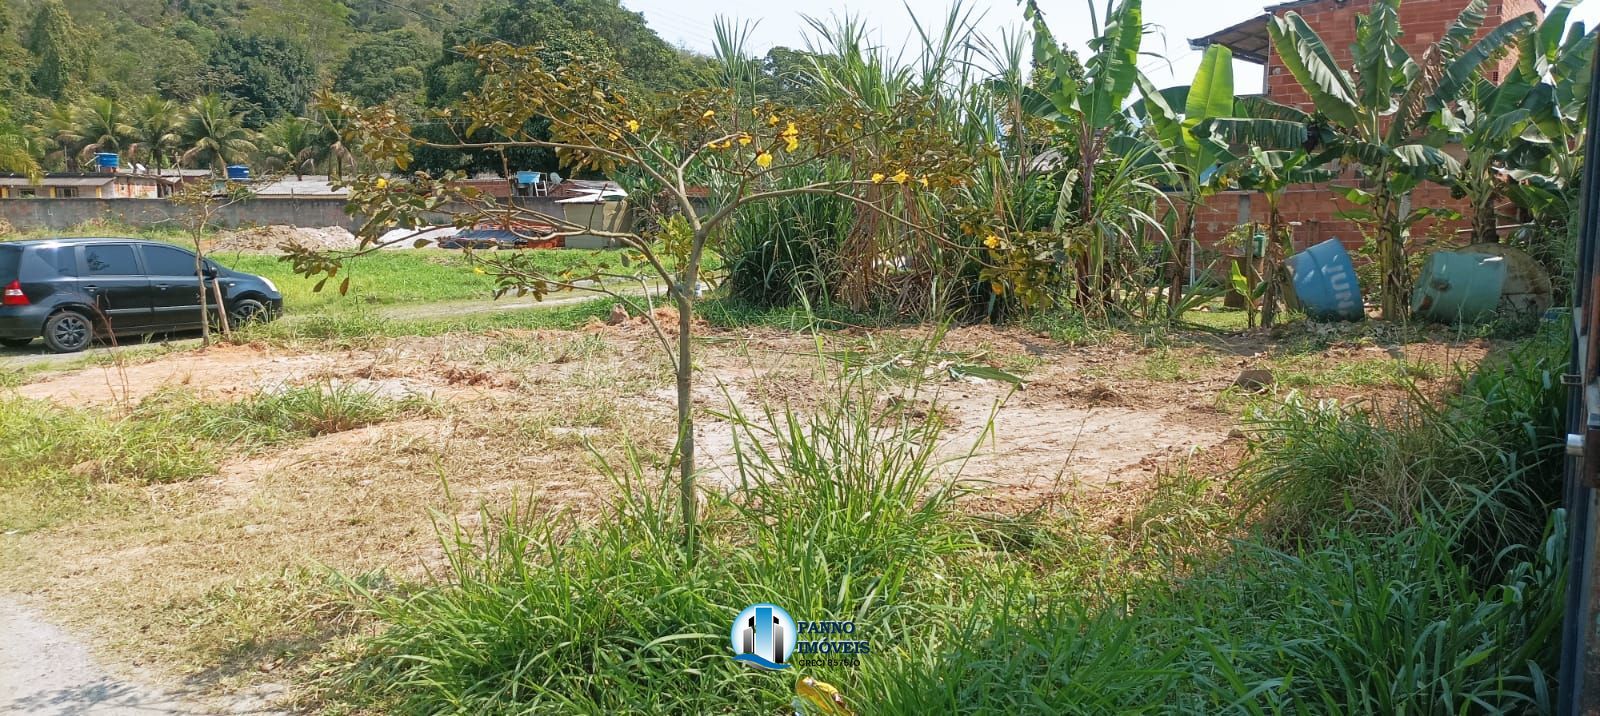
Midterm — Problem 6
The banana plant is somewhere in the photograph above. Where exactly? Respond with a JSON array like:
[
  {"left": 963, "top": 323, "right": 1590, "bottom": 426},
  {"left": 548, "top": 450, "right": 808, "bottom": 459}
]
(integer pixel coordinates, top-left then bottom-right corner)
[
  {"left": 1197, "top": 94, "right": 1338, "bottom": 327},
  {"left": 1252, "top": 0, "right": 1535, "bottom": 319},
  {"left": 1229, "top": 147, "right": 1335, "bottom": 327},
  {"left": 1432, "top": 76, "right": 1544, "bottom": 243},
  {"left": 1501, "top": 0, "right": 1596, "bottom": 222},
  {"left": 1021, "top": 0, "right": 1150, "bottom": 310},
  {"left": 1135, "top": 43, "right": 1236, "bottom": 316}
]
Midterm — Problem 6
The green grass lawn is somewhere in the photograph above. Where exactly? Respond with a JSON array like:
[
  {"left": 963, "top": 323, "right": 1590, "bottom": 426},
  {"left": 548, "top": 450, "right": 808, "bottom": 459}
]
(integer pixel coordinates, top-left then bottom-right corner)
[{"left": 215, "top": 249, "right": 625, "bottom": 312}]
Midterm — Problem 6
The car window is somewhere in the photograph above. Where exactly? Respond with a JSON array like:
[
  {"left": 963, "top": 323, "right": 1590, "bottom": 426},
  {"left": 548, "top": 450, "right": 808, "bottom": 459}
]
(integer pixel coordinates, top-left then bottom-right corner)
[
  {"left": 19, "top": 246, "right": 76, "bottom": 278},
  {"left": 82, "top": 244, "right": 141, "bottom": 275},
  {"left": 140, "top": 244, "right": 200, "bottom": 277}
]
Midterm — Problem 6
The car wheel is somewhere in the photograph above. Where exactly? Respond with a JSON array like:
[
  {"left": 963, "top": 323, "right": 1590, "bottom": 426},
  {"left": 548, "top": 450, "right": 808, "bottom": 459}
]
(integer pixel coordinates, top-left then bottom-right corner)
[
  {"left": 42, "top": 311, "right": 93, "bottom": 353},
  {"left": 0, "top": 337, "right": 31, "bottom": 348},
  {"left": 228, "top": 298, "right": 269, "bottom": 326}
]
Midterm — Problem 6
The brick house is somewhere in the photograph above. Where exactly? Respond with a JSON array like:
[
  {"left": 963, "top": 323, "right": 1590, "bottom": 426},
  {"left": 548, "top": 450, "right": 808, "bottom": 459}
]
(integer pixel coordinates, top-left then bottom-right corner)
[{"left": 1186, "top": 0, "right": 1545, "bottom": 267}]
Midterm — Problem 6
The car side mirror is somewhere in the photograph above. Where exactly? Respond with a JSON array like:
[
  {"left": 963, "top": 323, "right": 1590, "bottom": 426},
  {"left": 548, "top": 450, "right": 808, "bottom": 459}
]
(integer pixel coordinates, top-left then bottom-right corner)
[{"left": 202, "top": 266, "right": 219, "bottom": 279}]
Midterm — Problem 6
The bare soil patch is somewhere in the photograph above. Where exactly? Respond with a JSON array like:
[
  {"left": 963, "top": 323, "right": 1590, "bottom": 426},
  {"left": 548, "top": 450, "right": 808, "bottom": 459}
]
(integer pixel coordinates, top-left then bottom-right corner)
[{"left": 0, "top": 320, "right": 1498, "bottom": 699}]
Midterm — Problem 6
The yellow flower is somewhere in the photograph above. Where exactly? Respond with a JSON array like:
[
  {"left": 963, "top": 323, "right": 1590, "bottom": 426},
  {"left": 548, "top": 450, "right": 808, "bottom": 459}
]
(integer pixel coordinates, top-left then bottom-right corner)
[
  {"left": 991, "top": 282, "right": 1005, "bottom": 295},
  {"left": 737, "top": 134, "right": 752, "bottom": 146},
  {"left": 983, "top": 234, "right": 1001, "bottom": 249},
  {"left": 783, "top": 136, "right": 799, "bottom": 152},
  {"left": 871, "top": 172, "right": 885, "bottom": 183},
  {"left": 702, "top": 109, "right": 716, "bottom": 119},
  {"left": 891, "top": 170, "right": 910, "bottom": 184},
  {"left": 918, "top": 176, "right": 929, "bottom": 188},
  {"left": 375, "top": 177, "right": 388, "bottom": 189},
  {"left": 781, "top": 121, "right": 799, "bottom": 138},
  {"left": 473, "top": 266, "right": 487, "bottom": 275},
  {"left": 626, "top": 119, "right": 640, "bottom": 132},
  {"left": 768, "top": 114, "right": 780, "bottom": 126},
  {"left": 756, "top": 152, "right": 773, "bottom": 168},
  {"left": 608, "top": 132, "right": 620, "bottom": 141}
]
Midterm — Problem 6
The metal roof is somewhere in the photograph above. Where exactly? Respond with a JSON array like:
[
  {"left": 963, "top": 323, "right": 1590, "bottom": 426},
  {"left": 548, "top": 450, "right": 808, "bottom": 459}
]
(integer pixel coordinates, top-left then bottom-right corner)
[
  {"left": 0, "top": 176, "right": 118, "bottom": 188},
  {"left": 1189, "top": 12, "right": 1272, "bottom": 64},
  {"left": 249, "top": 176, "right": 349, "bottom": 198}
]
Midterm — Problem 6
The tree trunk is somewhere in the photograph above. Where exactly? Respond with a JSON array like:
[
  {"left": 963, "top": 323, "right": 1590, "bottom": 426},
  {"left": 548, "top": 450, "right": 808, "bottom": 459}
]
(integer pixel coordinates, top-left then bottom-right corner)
[
  {"left": 1168, "top": 198, "right": 1196, "bottom": 316},
  {"left": 1261, "top": 198, "right": 1283, "bottom": 327},
  {"left": 1071, "top": 127, "right": 1100, "bottom": 311},
  {"left": 194, "top": 250, "right": 211, "bottom": 347},
  {"left": 1377, "top": 190, "right": 1409, "bottom": 321},
  {"left": 1474, "top": 198, "right": 1499, "bottom": 243},
  {"left": 675, "top": 292, "right": 697, "bottom": 560}
]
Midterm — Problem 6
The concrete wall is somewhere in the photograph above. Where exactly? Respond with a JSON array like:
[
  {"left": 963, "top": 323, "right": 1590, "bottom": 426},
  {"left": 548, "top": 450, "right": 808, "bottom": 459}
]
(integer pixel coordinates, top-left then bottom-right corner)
[
  {"left": 0, "top": 198, "right": 364, "bottom": 232},
  {"left": 0, "top": 196, "right": 581, "bottom": 234}
]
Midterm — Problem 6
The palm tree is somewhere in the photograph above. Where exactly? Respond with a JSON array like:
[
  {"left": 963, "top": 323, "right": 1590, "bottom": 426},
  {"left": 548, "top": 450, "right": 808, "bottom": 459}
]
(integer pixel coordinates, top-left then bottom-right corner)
[
  {"left": 0, "top": 118, "right": 41, "bottom": 181},
  {"left": 72, "top": 96, "right": 134, "bottom": 167},
  {"left": 127, "top": 96, "right": 182, "bottom": 175},
  {"left": 33, "top": 101, "right": 84, "bottom": 171},
  {"left": 258, "top": 116, "right": 320, "bottom": 180},
  {"left": 180, "top": 94, "right": 256, "bottom": 173}
]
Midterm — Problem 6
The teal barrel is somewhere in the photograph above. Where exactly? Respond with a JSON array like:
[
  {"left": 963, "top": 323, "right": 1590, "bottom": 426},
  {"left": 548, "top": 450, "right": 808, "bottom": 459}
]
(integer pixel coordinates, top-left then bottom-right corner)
[
  {"left": 1410, "top": 251, "right": 1507, "bottom": 324},
  {"left": 1285, "top": 238, "right": 1364, "bottom": 321}
]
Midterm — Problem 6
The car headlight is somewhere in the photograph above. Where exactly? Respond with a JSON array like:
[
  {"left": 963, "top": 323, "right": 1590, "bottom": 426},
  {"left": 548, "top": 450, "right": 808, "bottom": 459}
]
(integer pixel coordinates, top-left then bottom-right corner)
[{"left": 261, "top": 277, "right": 278, "bottom": 293}]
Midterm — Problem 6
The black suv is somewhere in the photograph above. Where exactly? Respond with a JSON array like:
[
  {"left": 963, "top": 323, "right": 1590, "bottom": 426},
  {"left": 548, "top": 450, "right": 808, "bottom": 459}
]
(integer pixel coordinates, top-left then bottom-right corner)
[{"left": 0, "top": 238, "right": 284, "bottom": 353}]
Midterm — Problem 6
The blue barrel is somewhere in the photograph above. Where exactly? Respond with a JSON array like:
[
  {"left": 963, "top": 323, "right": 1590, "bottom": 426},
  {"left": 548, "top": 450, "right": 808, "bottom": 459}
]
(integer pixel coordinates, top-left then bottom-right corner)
[
  {"left": 1285, "top": 238, "right": 1364, "bottom": 321},
  {"left": 1410, "top": 251, "right": 1506, "bottom": 324},
  {"left": 225, "top": 165, "right": 250, "bottom": 180},
  {"left": 94, "top": 152, "right": 118, "bottom": 170}
]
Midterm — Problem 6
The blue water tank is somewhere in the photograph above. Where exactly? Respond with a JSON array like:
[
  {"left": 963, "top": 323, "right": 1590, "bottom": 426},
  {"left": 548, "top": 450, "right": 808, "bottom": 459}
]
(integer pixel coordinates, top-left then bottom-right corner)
[
  {"left": 1285, "top": 238, "right": 1364, "bottom": 321},
  {"left": 94, "top": 152, "right": 118, "bottom": 170},
  {"left": 225, "top": 165, "right": 250, "bottom": 181}
]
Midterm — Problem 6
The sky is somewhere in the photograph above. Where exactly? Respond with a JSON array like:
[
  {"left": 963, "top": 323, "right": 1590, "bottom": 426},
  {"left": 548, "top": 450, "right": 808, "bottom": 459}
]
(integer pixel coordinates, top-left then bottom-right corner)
[{"left": 624, "top": 0, "right": 1600, "bottom": 95}]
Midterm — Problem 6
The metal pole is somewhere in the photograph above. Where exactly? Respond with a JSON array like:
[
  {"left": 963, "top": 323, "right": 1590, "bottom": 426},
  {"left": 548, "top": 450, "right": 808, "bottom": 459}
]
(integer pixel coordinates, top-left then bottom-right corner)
[{"left": 1557, "top": 44, "right": 1600, "bottom": 716}]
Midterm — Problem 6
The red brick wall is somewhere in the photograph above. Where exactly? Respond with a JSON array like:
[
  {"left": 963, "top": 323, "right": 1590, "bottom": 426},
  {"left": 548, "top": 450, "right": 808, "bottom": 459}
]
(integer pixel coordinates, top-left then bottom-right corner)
[{"left": 1264, "top": 0, "right": 1539, "bottom": 109}]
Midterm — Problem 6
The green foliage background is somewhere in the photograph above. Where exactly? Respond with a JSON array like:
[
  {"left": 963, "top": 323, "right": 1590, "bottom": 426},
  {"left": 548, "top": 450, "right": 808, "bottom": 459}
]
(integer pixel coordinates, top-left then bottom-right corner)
[{"left": 0, "top": 0, "right": 722, "bottom": 172}]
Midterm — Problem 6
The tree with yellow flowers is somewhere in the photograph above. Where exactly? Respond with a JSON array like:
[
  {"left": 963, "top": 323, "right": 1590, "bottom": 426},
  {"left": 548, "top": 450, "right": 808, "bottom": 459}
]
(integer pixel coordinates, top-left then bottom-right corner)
[{"left": 290, "top": 42, "right": 974, "bottom": 560}]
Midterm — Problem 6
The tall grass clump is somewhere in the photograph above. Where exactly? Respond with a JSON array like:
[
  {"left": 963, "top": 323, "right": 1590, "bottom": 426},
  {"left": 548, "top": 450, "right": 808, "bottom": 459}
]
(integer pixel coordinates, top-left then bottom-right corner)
[
  {"left": 861, "top": 512, "right": 1566, "bottom": 713},
  {"left": 322, "top": 376, "right": 994, "bottom": 714},
  {"left": 1239, "top": 327, "right": 1566, "bottom": 562},
  {"left": 157, "top": 382, "right": 438, "bottom": 445},
  {"left": 723, "top": 165, "right": 854, "bottom": 309}
]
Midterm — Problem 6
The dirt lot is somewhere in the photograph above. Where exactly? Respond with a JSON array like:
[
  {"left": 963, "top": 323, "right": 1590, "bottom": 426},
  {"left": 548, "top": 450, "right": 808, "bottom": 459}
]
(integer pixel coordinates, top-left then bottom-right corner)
[{"left": 0, "top": 316, "right": 1495, "bottom": 707}]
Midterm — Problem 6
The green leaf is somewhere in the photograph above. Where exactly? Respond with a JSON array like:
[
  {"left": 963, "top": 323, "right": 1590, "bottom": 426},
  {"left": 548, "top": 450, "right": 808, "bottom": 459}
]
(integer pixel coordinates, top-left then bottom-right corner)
[
  {"left": 1195, "top": 117, "right": 1308, "bottom": 152},
  {"left": 1341, "top": 186, "right": 1374, "bottom": 205},
  {"left": 1184, "top": 45, "right": 1235, "bottom": 124},
  {"left": 1235, "top": 96, "right": 1311, "bottom": 124},
  {"left": 1267, "top": 13, "right": 1360, "bottom": 128},
  {"left": 1431, "top": 11, "right": 1539, "bottom": 110}
]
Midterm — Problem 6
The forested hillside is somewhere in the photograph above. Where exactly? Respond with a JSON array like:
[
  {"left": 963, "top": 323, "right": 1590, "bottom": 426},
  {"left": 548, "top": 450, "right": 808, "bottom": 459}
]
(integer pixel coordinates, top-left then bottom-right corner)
[{"left": 0, "top": 0, "right": 717, "bottom": 176}]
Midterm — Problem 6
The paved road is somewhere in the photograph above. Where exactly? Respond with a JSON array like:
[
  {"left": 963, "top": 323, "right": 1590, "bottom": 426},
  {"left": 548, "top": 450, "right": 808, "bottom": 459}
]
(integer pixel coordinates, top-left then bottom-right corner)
[{"left": 0, "top": 598, "right": 283, "bottom": 715}]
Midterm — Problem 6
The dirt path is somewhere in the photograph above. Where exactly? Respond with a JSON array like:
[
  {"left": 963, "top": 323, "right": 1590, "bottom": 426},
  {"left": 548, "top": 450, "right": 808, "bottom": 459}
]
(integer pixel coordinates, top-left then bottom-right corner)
[{"left": 0, "top": 597, "right": 284, "bottom": 715}]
